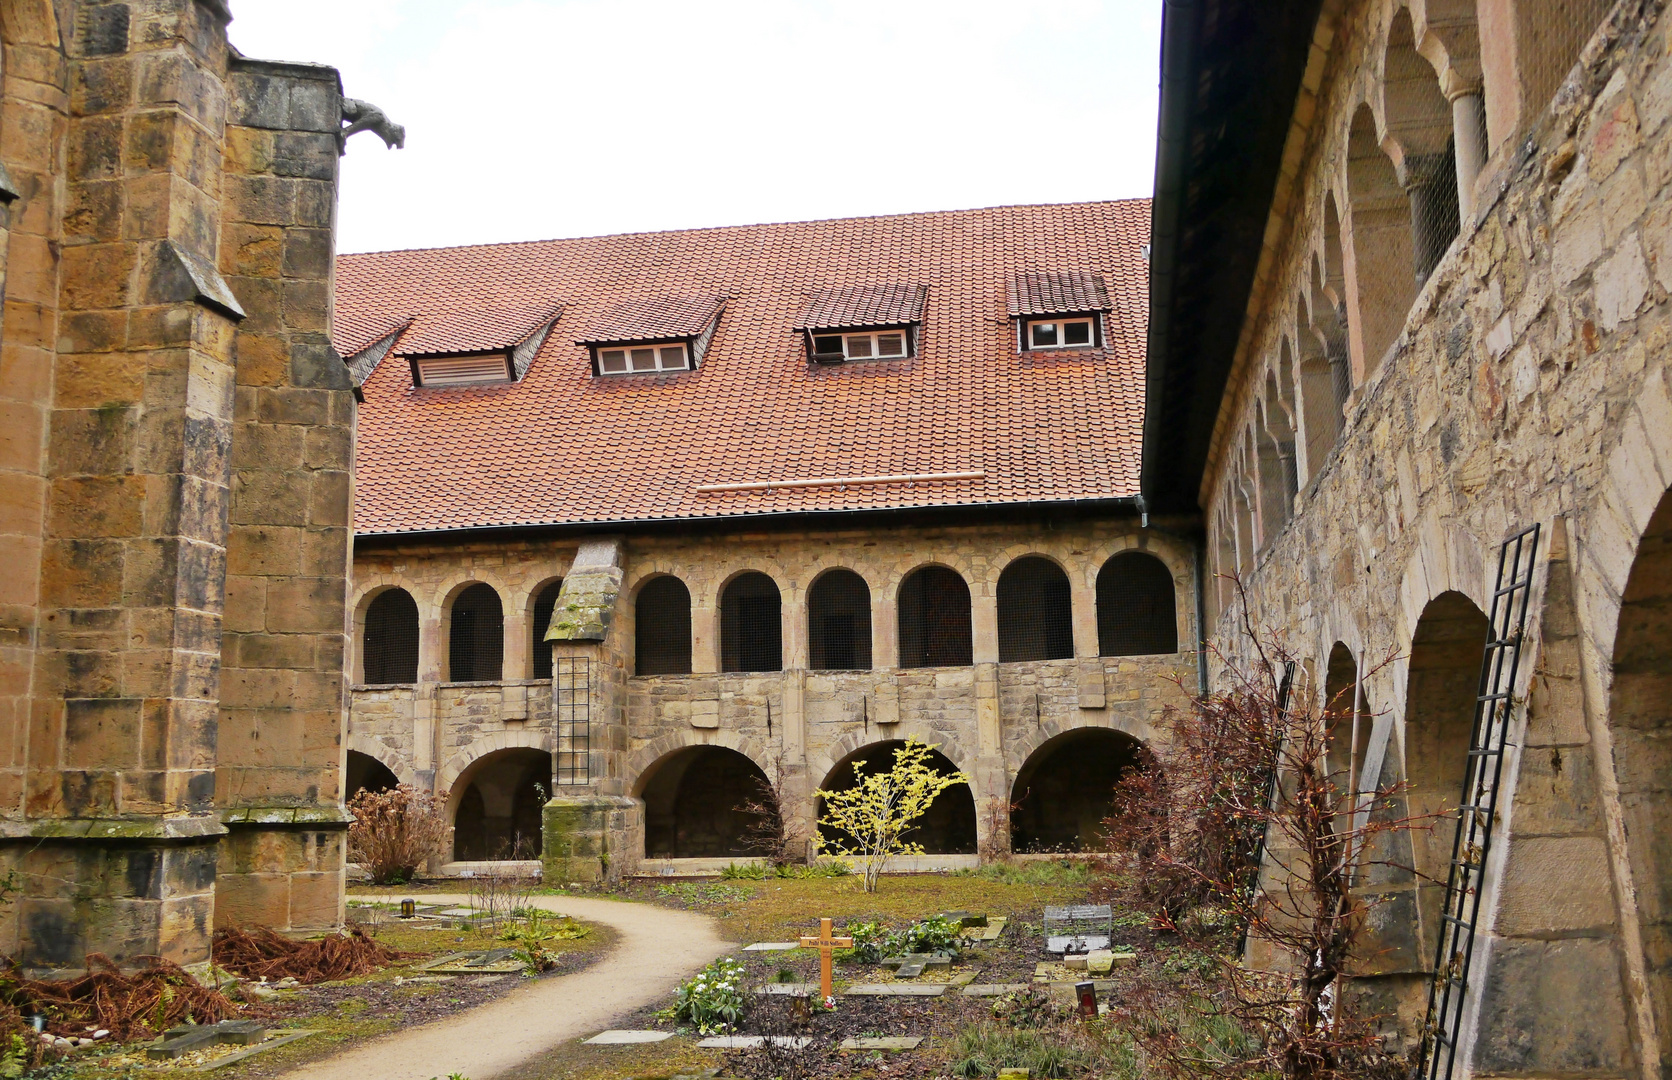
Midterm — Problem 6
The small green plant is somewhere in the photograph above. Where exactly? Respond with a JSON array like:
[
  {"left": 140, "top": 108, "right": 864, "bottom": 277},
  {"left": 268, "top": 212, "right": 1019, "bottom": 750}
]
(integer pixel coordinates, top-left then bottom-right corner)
[
  {"left": 1, "top": 1033, "right": 28, "bottom": 1080},
  {"left": 498, "top": 911, "right": 587, "bottom": 972},
  {"left": 950, "top": 1022, "right": 1099, "bottom": 1078},
  {"left": 836, "top": 919, "right": 888, "bottom": 963},
  {"left": 655, "top": 882, "right": 752, "bottom": 907},
  {"left": 991, "top": 987, "right": 1064, "bottom": 1028},
  {"left": 720, "top": 861, "right": 769, "bottom": 880},
  {"left": 957, "top": 859, "right": 1093, "bottom": 887},
  {"left": 894, "top": 914, "right": 962, "bottom": 956},
  {"left": 672, "top": 957, "right": 747, "bottom": 1035}
]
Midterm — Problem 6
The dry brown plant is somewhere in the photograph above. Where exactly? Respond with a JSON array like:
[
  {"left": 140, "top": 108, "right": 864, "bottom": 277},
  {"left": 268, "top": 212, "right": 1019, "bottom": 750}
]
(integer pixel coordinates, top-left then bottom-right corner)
[
  {"left": 347, "top": 784, "right": 448, "bottom": 885},
  {"left": 1105, "top": 577, "right": 1425, "bottom": 1080}
]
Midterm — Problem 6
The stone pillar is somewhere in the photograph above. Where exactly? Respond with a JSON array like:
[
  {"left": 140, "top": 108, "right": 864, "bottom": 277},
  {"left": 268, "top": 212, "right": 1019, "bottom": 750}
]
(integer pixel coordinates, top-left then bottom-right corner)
[
  {"left": 1069, "top": 574, "right": 1099, "bottom": 659},
  {"left": 691, "top": 599, "right": 719, "bottom": 673},
  {"left": 1450, "top": 91, "right": 1488, "bottom": 223},
  {"left": 213, "top": 55, "right": 355, "bottom": 935},
  {"left": 1404, "top": 151, "right": 1458, "bottom": 284},
  {"left": 873, "top": 593, "right": 899, "bottom": 670}
]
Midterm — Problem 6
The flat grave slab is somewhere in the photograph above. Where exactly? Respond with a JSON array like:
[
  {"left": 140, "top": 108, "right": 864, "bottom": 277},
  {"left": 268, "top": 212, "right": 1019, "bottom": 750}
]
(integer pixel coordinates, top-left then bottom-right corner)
[
  {"left": 841, "top": 1037, "right": 923, "bottom": 1051},
  {"left": 416, "top": 948, "right": 527, "bottom": 975},
  {"left": 966, "top": 916, "right": 1008, "bottom": 942},
  {"left": 150, "top": 1021, "right": 268, "bottom": 1059},
  {"left": 742, "top": 942, "right": 800, "bottom": 951},
  {"left": 947, "top": 971, "right": 977, "bottom": 986},
  {"left": 697, "top": 1036, "right": 813, "bottom": 1049},
  {"left": 755, "top": 983, "right": 820, "bottom": 996},
  {"left": 845, "top": 983, "right": 948, "bottom": 996},
  {"left": 962, "top": 984, "right": 1031, "bottom": 996},
  {"left": 188, "top": 1031, "right": 318, "bottom": 1072},
  {"left": 584, "top": 1030, "right": 675, "bottom": 1045},
  {"left": 880, "top": 953, "right": 952, "bottom": 971}
]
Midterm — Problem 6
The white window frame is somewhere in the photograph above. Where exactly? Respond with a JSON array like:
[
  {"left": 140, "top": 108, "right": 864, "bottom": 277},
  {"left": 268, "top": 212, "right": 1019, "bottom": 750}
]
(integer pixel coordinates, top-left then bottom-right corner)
[
  {"left": 1023, "top": 316, "right": 1099, "bottom": 351},
  {"left": 596, "top": 342, "right": 691, "bottom": 375},
  {"left": 810, "top": 328, "right": 911, "bottom": 361},
  {"left": 413, "top": 353, "right": 514, "bottom": 387}
]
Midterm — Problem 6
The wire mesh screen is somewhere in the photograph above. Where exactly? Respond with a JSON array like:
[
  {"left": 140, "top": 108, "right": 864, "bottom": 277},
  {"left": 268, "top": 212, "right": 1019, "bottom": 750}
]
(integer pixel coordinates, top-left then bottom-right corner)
[
  {"left": 721, "top": 571, "right": 782, "bottom": 673},
  {"left": 997, "top": 556, "right": 1074, "bottom": 662},
  {"left": 899, "top": 565, "right": 973, "bottom": 668},
  {"left": 1096, "top": 553, "right": 1178, "bottom": 656},
  {"left": 531, "top": 578, "right": 564, "bottom": 681},
  {"left": 448, "top": 582, "right": 504, "bottom": 681},
  {"left": 554, "top": 655, "right": 590, "bottom": 785},
  {"left": 636, "top": 576, "right": 692, "bottom": 676},
  {"left": 808, "top": 569, "right": 872, "bottom": 670},
  {"left": 363, "top": 588, "right": 420, "bottom": 683}
]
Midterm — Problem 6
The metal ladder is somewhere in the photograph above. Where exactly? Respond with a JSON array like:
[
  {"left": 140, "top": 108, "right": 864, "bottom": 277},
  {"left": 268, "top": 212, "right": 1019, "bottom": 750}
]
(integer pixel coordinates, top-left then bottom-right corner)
[{"left": 1421, "top": 522, "right": 1540, "bottom": 1080}]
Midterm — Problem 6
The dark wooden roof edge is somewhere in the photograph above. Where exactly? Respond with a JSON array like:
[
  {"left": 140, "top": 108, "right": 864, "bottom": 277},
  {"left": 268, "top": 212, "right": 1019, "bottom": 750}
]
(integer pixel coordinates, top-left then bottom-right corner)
[{"left": 1142, "top": 0, "right": 1326, "bottom": 515}]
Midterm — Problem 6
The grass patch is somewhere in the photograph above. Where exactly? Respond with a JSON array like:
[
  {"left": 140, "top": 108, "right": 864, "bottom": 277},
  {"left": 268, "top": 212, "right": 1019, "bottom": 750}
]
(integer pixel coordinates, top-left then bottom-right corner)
[
  {"left": 950, "top": 1022, "right": 1102, "bottom": 1078},
  {"left": 955, "top": 859, "right": 1096, "bottom": 888}
]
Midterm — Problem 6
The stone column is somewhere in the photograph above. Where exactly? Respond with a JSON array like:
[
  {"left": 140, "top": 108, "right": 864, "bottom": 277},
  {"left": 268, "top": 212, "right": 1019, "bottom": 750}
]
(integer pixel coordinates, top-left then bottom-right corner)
[
  {"left": 872, "top": 593, "right": 899, "bottom": 670},
  {"left": 1450, "top": 90, "right": 1488, "bottom": 222},
  {"left": 214, "top": 54, "right": 356, "bottom": 935},
  {"left": 1404, "top": 152, "right": 1458, "bottom": 284},
  {"left": 691, "top": 599, "right": 719, "bottom": 673}
]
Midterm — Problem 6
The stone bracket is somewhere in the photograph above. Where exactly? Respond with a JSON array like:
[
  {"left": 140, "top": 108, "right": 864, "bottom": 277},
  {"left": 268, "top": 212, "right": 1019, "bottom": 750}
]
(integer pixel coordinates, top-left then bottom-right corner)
[
  {"left": 547, "top": 536, "right": 625, "bottom": 642},
  {"left": 691, "top": 692, "right": 720, "bottom": 729},
  {"left": 502, "top": 683, "right": 528, "bottom": 721},
  {"left": 1076, "top": 659, "right": 1106, "bottom": 709}
]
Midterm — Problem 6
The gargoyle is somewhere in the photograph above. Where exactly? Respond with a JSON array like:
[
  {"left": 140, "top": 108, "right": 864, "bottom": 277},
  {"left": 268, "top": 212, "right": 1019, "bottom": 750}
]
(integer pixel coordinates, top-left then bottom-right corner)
[{"left": 339, "top": 98, "right": 406, "bottom": 155}]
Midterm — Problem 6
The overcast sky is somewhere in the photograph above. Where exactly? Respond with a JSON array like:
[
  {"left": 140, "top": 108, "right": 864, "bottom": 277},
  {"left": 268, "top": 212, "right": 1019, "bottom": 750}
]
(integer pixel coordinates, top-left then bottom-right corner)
[{"left": 229, "top": 1, "right": 1163, "bottom": 254}]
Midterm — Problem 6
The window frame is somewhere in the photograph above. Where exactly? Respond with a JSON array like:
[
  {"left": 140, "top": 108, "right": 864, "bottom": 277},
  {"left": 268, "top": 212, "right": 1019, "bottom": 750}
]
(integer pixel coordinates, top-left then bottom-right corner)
[
  {"left": 1019, "top": 314, "right": 1103, "bottom": 352},
  {"left": 595, "top": 341, "right": 692, "bottom": 375},
  {"left": 806, "top": 325, "right": 915, "bottom": 364}
]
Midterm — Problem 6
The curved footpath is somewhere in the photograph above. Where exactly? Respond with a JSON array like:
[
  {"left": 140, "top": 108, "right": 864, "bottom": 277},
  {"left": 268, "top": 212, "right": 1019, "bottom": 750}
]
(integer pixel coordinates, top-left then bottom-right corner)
[{"left": 278, "top": 893, "right": 729, "bottom": 1080}]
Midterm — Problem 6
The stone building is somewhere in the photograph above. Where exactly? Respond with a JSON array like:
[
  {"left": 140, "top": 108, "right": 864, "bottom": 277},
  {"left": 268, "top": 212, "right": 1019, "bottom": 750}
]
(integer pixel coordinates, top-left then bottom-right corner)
[
  {"left": 0, "top": 0, "right": 376, "bottom": 974},
  {"left": 1145, "top": 0, "right": 1672, "bottom": 1077},
  {"left": 336, "top": 201, "right": 1201, "bottom": 878}
]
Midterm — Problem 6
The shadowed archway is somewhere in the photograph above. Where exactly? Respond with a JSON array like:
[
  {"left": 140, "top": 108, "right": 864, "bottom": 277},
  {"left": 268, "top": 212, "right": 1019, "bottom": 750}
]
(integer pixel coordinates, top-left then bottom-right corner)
[
  {"left": 637, "top": 745, "right": 772, "bottom": 859},
  {"left": 345, "top": 750, "right": 399, "bottom": 805},
  {"left": 816, "top": 740, "right": 976, "bottom": 855},
  {"left": 1010, "top": 728, "right": 1144, "bottom": 852},
  {"left": 452, "top": 747, "right": 551, "bottom": 861}
]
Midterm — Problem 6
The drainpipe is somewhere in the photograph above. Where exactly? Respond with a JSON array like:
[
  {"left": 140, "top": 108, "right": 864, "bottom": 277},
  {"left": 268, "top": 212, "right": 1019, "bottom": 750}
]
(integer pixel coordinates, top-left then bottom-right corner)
[{"left": 1195, "top": 530, "right": 1210, "bottom": 697}]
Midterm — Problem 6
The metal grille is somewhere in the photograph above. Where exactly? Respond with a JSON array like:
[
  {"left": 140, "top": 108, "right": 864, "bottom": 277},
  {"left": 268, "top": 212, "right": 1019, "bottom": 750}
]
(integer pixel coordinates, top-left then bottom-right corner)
[
  {"left": 531, "top": 579, "right": 564, "bottom": 681},
  {"left": 554, "top": 655, "right": 590, "bottom": 786},
  {"left": 449, "top": 582, "right": 504, "bottom": 682},
  {"left": 1096, "top": 552, "right": 1178, "bottom": 656},
  {"left": 808, "top": 569, "right": 872, "bottom": 670},
  {"left": 363, "top": 588, "right": 420, "bottom": 683},
  {"left": 635, "top": 576, "right": 692, "bottom": 676},
  {"left": 997, "top": 556, "right": 1074, "bottom": 662},
  {"left": 1422, "top": 523, "right": 1540, "bottom": 1080},
  {"left": 721, "top": 571, "right": 782, "bottom": 673},
  {"left": 899, "top": 565, "right": 973, "bottom": 668}
]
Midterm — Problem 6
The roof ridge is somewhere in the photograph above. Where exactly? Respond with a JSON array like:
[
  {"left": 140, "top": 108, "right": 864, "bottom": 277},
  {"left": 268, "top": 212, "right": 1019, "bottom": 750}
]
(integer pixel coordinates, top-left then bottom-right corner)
[{"left": 340, "top": 198, "right": 1152, "bottom": 260}]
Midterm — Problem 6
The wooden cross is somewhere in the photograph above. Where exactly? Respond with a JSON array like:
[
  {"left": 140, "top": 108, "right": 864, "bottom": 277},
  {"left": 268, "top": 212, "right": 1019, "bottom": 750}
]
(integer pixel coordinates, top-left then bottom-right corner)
[{"left": 799, "top": 917, "right": 853, "bottom": 1003}]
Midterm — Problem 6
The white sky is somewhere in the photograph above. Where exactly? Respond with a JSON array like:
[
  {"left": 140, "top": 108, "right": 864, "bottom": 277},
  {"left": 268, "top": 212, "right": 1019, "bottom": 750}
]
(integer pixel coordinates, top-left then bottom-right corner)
[{"left": 229, "top": 1, "right": 1163, "bottom": 254}]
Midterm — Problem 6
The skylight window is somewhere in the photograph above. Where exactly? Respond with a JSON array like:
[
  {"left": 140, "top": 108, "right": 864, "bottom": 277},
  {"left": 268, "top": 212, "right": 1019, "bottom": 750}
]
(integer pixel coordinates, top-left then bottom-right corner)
[
  {"left": 598, "top": 343, "right": 691, "bottom": 374},
  {"left": 811, "top": 330, "right": 909, "bottom": 362},
  {"left": 1024, "top": 317, "right": 1099, "bottom": 350}
]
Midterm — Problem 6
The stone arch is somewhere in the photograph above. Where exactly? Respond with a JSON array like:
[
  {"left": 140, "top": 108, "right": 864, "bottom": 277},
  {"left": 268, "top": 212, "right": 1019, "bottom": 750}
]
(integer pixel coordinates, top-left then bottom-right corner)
[
  {"left": 720, "top": 569, "right": 783, "bottom": 673},
  {"left": 882, "top": 554, "right": 981, "bottom": 606},
  {"left": 1378, "top": 6, "right": 1461, "bottom": 282},
  {"left": 355, "top": 583, "right": 420, "bottom": 684},
  {"left": 816, "top": 739, "right": 977, "bottom": 856},
  {"left": 897, "top": 563, "right": 973, "bottom": 669},
  {"left": 526, "top": 574, "right": 566, "bottom": 681},
  {"left": 345, "top": 750, "right": 400, "bottom": 805},
  {"left": 633, "top": 572, "right": 693, "bottom": 676},
  {"left": 346, "top": 733, "right": 418, "bottom": 791},
  {"left": 807, "top": 567, "right": 873, "bottom": 671},
  {"left": 445, "top": 581, "right": 505, "bottom": 682},
  {"left": 1010, "top": 726, "right": 1146, "bottom": 853},
  {"left": 438, "top": 728, "right": 554, "bottom": 802},
  {"left": 636, "top": 744, "right": 773, "bottom": 859},
  {"left": 996, "top": 553, "right": 1074, "bottom": 663},
  {"left": 1322, "top": 641, "right": 1372, "bottom": 794},
  {"left": 1096, "top": 550, "right": 1179, "bottom": 656},
  {"left": 625, "top": 729, "right": 774, "bottom": 794},
  {"left": 448, "top": 746, "right": 552, "bottom": 861},
  {"left": 1343, "top": 99, "right": 1418, "bottom": 373},
  {"left": 808, "top": 726, "right": 979, "bottom": 811}
]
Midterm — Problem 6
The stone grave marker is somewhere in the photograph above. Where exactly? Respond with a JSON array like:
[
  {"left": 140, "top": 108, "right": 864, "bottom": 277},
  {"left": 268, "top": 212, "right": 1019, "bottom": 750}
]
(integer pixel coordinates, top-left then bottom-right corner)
[
  {"left": 148, "top": 1021, "right": 267, "bottom": 1059},
  {"left": 697, "top": 1035, "right": 812, "bottom": 1049},
  {"left": 841, "top": 1036, "right": 924, "bottom": 1050},
  {"left": 742, "top": 942, "right": 800, "bottom": 951},
  {"left": 798, "top": 918, "right": 853, "bottom": 1002},
  {"left": 416, "top": 948, "right": 527, "bottom": 975},
  {"left": 1044, "top": 905, "right": 1112, "bottom": 954},
  {"left": 962, "top": 984, "right": 1031, "bottom": 996},
  {"left": 755, "top": 983, "right": 820, "bottom": 996},
  {"left": 584, "top": 1030, "right": 675, "bottom": 1045},
  {"left": 845, "top": 983, "right": 948, "bottom": 996}
]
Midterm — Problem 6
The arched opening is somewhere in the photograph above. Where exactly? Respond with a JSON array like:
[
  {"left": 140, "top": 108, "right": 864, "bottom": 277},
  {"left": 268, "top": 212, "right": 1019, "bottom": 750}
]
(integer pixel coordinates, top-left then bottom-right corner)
[
  {"left": 1096, "top": 552, "right": 1178, "bottom": 656},
  {"left": 1300, "top": 231, "right": 1350, "bottom": 478},
  {"left": 808, "top": 569, "right": 872, "bottom": 670},
  {"left": 636, "top": 576, "right": 693, "bottom": 676},
  {"left": 452, "top": 747, "right": 551, "bottom": 861},
  {"left": 721, "top": 572, "right": 783, "bottom": 673},
  {"left": 996, "top": 556, "right": 1074, "bottom": 663},
  {"left": 1383, "top": 9, "right": 1460, "bottom": 283},
  {"left": 818, "top": 741, "right": 976, "bottom": 854},
  {"left": 1485, "top": 0, "right": 1611, "bottom": 152},
  {"left": 637, "top": 745, "right": 771, "bottom": 859},
  {"left": 1257, "top": 374, "right": 1297, "bottom": 544},
  {"left": 448, "top": 583, "right": 504, "bottom": 682},
  {"left": 1322, "top": 642, "right": 1369, "bottom": 795},
  {"left": 898, "top": 566, "right": 973, "bottom": 668},
  {"left": 530, "top": 578, "right": 563, "bottom": 681},
  {"left": 1344, "top": 103, "right": 1416, "bottom": 372},
  {"left": 1611, "top": 487, "right": 1672, "bottom": 1070},
  {"left": 1404, "top": 591, "right": 1490, "bottom": 955},
  {"left": 345, "top": 750, "right": 399, "bottom": 804},
  {"left": 1010, "top": 728, "right": 1144, "bottom": 853},
  {"left": 363, "top": 588, "right": 419, "bottom": 684}
]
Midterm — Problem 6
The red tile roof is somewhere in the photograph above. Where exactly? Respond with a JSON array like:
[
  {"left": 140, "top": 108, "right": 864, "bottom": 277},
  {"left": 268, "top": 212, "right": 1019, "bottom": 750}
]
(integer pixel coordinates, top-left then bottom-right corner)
[
  {"left": 577, "top": 294, "right": 727, "bottom": 345},
  {"left": 338, "top": 200, "right": 1149, "bottom": 535},
  {"left": 392, "top": 301, "right": 564, "bottom": 356},
  {"left": 334, "top": 310, "right": 411, "bottom": 358},
  {"left": 792, "top": 283, "right": 928, "bottom": 330},
  {"left": 1006, "top": 270, "right": 1112, "bottom": 316}
]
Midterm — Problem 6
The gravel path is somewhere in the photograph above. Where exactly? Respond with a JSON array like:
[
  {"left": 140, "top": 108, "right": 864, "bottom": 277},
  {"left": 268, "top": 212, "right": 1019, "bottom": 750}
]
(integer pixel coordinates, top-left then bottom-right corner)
[{"left": 276, "top": 893, "right": 728, "bottom": 1080}]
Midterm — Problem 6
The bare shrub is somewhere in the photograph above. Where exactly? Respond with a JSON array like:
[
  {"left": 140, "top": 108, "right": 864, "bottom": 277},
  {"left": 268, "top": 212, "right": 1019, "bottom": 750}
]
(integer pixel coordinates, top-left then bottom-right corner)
[
  {"left": 347, "top": 784, "right": 447, "bottom": 885},
  {"left": 739, "top": 752, "right": 807, "bottom": 868},
  {"left": 1104, "top": 578, "right": 1426, "bottom": 1080},
  {"left": 466, "top": 837, "right": 539, "bottom": 932}
]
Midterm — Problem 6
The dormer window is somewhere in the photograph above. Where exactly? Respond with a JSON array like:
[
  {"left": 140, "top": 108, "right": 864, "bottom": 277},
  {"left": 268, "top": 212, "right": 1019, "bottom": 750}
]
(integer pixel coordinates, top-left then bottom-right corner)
[
  {"left": 381, "top": 301, "right": 563, "bottom": 392},
  {"left": 414, "top": 352, "right": 514, "bottom": 386},
  {"left": 810, "top": 329, "right": 910, "bottom": 363},
  {"left": 581, "top": 294, "right": 725, "bottom": 377},
  {"left": 794, "top": 283, "right": 927, "bottom": 365},
  {"left": 598, "top": 343, "right": 690, "bottom": 374},
  {"left": 1023, "top": 317, "right": 1100, "bottom": 350},
  {"left": 1007, "top": 271, "right": 1112, "bottom": 354}
]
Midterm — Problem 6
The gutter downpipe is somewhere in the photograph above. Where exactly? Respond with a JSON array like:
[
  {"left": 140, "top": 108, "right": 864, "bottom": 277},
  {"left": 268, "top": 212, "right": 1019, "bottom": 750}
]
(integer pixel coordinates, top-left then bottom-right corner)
[{"left": 1195, "top": 528, "right": 1210, "bottom": 697}]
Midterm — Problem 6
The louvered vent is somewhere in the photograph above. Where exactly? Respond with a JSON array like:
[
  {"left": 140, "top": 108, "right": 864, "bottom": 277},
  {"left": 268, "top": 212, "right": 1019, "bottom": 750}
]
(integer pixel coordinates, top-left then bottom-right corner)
[{"left": 415, "top": 353, "right": 511, "bottom": 386}]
